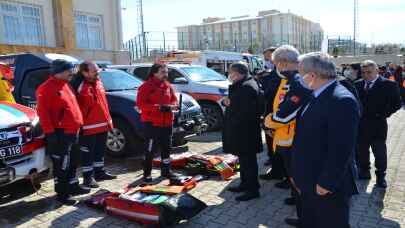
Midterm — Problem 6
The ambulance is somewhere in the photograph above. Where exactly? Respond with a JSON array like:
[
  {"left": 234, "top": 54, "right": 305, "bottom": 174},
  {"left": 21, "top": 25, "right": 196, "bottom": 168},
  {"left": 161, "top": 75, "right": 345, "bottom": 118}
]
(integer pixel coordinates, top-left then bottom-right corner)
[
  {"left": 158, "top": 50, "right": 263, "bottom": 76},
  {"left": 0, "top": 101, "right": 48, "bottom": 186}
]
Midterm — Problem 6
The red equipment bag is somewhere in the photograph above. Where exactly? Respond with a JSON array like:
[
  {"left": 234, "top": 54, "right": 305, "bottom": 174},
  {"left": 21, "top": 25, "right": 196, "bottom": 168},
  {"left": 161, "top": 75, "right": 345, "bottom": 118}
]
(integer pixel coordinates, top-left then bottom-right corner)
[
  {"left": 207, "top": 157, "right": 235, "bottom": 180},
  {"left": 105, "top": 195, "right": 161, "bottom": 225},
  {"left": 104, "top": 192, "right": 207, "bottom": 226},
  {"left": 169, "top": 174, "right": 201, "bottom": 190},
  {"left": 221, "top": 154, "right": 239, "bottom": 168},
  {"left": 188, "top": 154, "right": 236, "bottom": 180},
  {"left": 152, "top": 152, "right": 195, "bottom": 168},
  {"left": 139, "top": 185, "right": 186, "bottom": 195},
  {"left": 84, "top": 189, "right": 117, "bottom": 210}
]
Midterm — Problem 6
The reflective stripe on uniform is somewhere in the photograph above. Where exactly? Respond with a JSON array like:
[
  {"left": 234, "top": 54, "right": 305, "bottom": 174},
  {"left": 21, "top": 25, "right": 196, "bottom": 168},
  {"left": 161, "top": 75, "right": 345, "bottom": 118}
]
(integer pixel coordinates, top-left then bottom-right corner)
[
  {"left": 106, "top": 207, "right": 159, "bottom": 221},
  {"left": 77, "top": 82, "right": 84, "bottom": 93},
  {"left": 82, "top": 166, "right": 93, "bottom": 172},
  {"left": 277, "top": 138, "right": 294, "bottom": 146},
  {"left": 147, "top": 139, "right": 153, "bottom": 152},
  {"left": 51, "top": 155, "right": 61, "bottom": 159},
  {"left": 69, "top": 179, "right": 79, "bottom": 184},
  {"left": 93, "top": 161, "right": 104, "bottom": 168},
  {"left": 80, "top": 146, "right": 90, "bottom": 152},
  {"left": 272, "top": 109, "right": 299, "bottom": 124},
  {"left": 61, "top": 155, "right": 69, "bottom": 171},
  {"left": 82, "top": 122, "right": 109, "bottom": 130}
]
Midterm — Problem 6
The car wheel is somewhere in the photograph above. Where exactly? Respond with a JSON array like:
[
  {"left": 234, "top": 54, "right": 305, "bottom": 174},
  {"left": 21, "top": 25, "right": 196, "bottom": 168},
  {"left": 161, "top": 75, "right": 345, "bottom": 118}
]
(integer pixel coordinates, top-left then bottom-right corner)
[
  {"left": 173, "top": 135, "right": 188, "bottom": 147},
  {"left": 200, "top": 103, "right": 223, "bottom": 131},
  {"left": 106, "top": 118, "right": 142, "bottom": 157}
]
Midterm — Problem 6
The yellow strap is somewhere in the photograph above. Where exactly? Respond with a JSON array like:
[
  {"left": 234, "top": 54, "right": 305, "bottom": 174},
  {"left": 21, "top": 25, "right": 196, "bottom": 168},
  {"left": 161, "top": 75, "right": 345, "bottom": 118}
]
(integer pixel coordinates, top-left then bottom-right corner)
[{"left": 273, "top": 78, "right": 288, "bottom": 112}]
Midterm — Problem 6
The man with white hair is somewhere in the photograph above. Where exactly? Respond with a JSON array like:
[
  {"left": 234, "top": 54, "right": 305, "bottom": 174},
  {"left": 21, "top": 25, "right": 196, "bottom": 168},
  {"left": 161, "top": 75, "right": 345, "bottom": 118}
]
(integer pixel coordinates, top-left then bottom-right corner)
[
  {"left": 264, "top": 45, "right": 313, "bottom": 226},
  {"left": 290, "top": 52, "right": 360, "bottom": 228},
  {"left": 355, "top": 60, "right": 402, "bottom": 188},
  {"left": 263, "top": 45, "right": 303, "bottom": 190}
]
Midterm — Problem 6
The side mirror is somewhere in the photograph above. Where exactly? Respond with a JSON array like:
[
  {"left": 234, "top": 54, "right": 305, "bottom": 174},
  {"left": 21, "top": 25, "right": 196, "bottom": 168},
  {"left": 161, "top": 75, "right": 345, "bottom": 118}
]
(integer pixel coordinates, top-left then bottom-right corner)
[{"left": 173, "top": 77, "right": 188, "bottom": 84}]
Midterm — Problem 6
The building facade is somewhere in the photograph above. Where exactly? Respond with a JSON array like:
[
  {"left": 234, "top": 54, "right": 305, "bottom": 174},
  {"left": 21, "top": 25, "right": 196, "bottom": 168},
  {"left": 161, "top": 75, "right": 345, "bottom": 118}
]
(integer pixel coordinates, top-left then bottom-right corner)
[
  {"left": 0, "top": 0, "right": 128, "bottom": 64},
  {"left": 177, "top": 10, "right": 324, "bottom": 54}
]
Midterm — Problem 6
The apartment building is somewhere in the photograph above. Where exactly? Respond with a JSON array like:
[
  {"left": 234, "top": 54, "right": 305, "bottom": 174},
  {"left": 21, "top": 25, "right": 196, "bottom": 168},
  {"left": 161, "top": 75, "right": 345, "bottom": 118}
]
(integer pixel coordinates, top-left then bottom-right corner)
[
  {"left": 0, "top": 0, "right": 128, "bottom": 64},
  {"left": 177, "top": 10, "right": 324, "bottom": 53}
]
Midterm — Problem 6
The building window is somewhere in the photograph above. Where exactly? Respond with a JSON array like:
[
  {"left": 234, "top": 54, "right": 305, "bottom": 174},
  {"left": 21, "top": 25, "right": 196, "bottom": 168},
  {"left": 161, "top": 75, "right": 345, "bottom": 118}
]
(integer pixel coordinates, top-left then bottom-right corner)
[
  {"left": 0, "top": 1, "right": 45, "bottom": 46},
  {"left": 75, "top": 12, "right": 104, "bottom": 49}
]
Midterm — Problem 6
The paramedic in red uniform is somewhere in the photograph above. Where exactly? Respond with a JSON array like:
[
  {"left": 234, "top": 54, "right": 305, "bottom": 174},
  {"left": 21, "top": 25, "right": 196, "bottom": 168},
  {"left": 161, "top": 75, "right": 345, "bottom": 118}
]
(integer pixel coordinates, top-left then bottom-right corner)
[
  {"left": 71, "top": 61, "right": 117, "bottom": 188},
  {"left": 36, "top": 59, "right": 90, "bottom": 205},
  {"left": 136, "top": 63, "right": 178, "bottom": 183}
]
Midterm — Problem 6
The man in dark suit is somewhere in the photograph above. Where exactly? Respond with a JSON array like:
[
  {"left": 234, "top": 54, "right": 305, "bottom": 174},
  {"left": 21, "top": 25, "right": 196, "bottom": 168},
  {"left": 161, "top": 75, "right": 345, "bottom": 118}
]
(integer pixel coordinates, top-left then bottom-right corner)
[
  {"left": 355, "top": 60, "right": 402, "bottom": 188},
  {"left": 256, "top": 47, "right": 276, "bottom": 167},
  {"left": 223, "top": 62, "right": 264, "bottom": 201},
  {"left": 291, "top": 52, "right": 360, "bottom": 228}
]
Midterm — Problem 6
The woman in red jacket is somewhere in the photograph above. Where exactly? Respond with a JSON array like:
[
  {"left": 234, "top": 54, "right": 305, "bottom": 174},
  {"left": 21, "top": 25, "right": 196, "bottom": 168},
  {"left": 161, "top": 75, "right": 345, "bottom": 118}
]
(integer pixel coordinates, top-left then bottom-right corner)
[{"left": 136, "top": 63, "right": 178, "bottom": 182}]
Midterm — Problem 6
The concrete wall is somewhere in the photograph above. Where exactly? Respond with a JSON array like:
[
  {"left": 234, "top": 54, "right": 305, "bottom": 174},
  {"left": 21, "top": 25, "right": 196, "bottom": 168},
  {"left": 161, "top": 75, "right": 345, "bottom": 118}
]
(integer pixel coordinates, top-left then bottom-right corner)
[
  {"left": 331, "top": 55, "right": 405, "bottom": 66},
  {"left": 73, "top": 0, "right": 121, "bottom": 51}
]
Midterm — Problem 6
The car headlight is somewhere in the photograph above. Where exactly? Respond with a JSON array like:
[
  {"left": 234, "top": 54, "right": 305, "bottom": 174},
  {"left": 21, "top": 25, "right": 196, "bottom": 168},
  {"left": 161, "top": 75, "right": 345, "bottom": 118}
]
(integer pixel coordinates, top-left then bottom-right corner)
[
  {"left": 31, "top": 116, "right": 43, "bottom": 138},
  {"left": 218, "top": 88, "right": 228, "bottom": 96}
]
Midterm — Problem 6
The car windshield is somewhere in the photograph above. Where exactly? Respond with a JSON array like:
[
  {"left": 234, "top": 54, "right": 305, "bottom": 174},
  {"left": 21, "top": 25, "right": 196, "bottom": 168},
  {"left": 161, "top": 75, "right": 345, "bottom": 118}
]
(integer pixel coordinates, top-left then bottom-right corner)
[
  {"left": 180, "top": 67, "right": 227, "bottom": 82},
  {"left": 100, "top": 70, "right": 143, "bottom": 91}
]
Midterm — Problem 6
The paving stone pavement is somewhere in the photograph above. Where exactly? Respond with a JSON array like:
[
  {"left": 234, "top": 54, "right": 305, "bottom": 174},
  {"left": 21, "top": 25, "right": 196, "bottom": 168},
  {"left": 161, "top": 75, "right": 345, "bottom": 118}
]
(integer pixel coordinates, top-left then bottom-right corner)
[{"left": 1, "top": 109, "right": 405, "bottom": 228}]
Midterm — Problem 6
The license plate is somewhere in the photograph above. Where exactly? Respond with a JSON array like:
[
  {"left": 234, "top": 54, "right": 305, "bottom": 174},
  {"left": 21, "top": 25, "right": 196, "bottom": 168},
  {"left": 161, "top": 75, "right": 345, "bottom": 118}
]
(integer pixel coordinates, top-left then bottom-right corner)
[{"left": 0, "top": 145, "right": 22, "bottom": 159}]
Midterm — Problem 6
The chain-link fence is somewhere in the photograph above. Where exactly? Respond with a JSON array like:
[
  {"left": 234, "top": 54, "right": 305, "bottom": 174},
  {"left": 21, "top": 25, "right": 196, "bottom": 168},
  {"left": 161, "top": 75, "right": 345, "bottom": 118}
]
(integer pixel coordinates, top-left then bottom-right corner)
[{"left": 123, "top": 31, "right": 324, "bottom": 63}]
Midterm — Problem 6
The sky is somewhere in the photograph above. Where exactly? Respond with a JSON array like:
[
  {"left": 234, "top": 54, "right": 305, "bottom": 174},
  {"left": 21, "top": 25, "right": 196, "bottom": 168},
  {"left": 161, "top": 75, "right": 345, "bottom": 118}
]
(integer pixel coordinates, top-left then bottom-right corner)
[{"left": 121, "top": 0, "right": 405, "bottom": 45}]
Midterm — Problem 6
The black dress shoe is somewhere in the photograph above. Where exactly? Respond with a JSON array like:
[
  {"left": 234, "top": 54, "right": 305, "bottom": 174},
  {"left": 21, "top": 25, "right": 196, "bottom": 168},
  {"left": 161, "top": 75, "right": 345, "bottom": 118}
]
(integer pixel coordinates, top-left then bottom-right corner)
[
  {"left": 275, "top": 179, "right": 290, "bottom": 189},
  {"left": 235, "top": 191, "right": 260, "bottom": 201},
  {"left": 227, "top": 186, "right": 246, "bottom": 193},
  {"left": 376, "top": 178, "right": 387, "bottom": 188},
  {"left": 285, "top": 218, "right": 300, "bottom": 227},
  {"left": 94, "top": 171, "right": 117, "bottom": 181},
  {"left": 161, "top": 171, "right": 176, "bottom": 179},
  {"left": 358, "top": 171, "right": 371, "bottom": 180},
  {"left": 70, "top": 185, "right": 91, "bottom": 196},
  {"left": 259, "top": 172, "right": 283, "bottom": 181},
  {"left": 56, "top": 196, "right": 79, "bottom": 206},
  {"left": 143, "top": 176, "right": 153, "bottom": 183},
  {"left": 284, "top": 197, "right": 296, "bottom": 205},
  {"left": 83, "top": 177, "right": 99, "bottom": 188},
  {"left": 264, "top": 159, "right": 272, "bottom": 166}
]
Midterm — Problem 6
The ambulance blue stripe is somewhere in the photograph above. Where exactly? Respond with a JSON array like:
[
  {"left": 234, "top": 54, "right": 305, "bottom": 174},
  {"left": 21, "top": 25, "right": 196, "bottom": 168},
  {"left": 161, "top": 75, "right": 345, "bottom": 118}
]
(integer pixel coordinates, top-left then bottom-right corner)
[{"left": 0, "top": 104, "right": 27, "bottom": 119}]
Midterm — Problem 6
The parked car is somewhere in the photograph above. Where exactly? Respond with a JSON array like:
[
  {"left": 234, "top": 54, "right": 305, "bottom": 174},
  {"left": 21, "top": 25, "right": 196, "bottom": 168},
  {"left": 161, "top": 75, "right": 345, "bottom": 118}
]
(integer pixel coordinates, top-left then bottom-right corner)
[
  {"left": 109, "top": 64, "right": 231, "bottom": 131},
  {"left": 0, "top": 53, "right": 206, "bottom": 157},
  {"left": 98, "top": 69, "right": 206, "bottom": 156},
  {"left": 0, "top": 101, "right": 48, "bottom": 187},
  {"left": 156, "top": 50, "right": 264, "bottom": 76}
]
